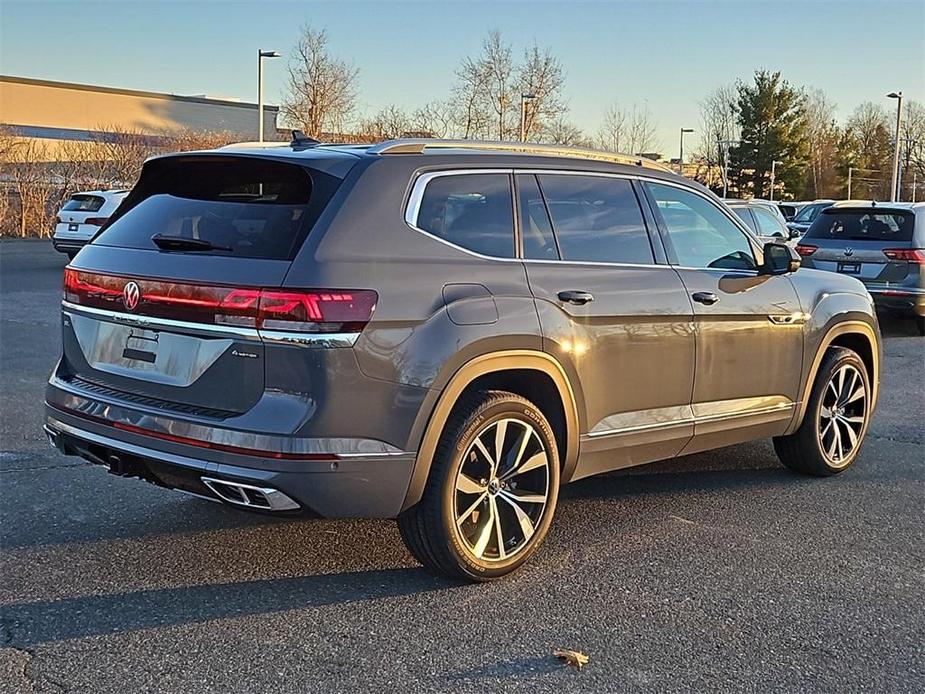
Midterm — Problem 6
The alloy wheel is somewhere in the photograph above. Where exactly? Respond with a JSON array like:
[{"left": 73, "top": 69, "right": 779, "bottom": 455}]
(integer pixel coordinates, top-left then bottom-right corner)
[
  {"left": 453, "top": 418, "right": 550, "bottom": 562},
  {"left": 818, "top": 364, "right": 867, "bottom": 466}
]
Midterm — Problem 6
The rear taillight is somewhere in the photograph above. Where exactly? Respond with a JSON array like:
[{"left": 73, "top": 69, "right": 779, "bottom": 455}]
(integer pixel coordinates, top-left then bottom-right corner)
[
  {"left": 63, "top": 269, "right": 377, "bottom": 334},
  {"left": 882, "top": 248, "right": 925, "bottom": 264},
  {"left": 83, "top": 217, "right": 109, "bottom": 226},
  {"left": 795, "top": 244, "right": 818, "bottom": 257}
]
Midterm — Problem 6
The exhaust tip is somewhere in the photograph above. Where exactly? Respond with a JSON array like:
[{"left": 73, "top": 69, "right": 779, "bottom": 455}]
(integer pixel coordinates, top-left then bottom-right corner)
[{"left": 201, "top": 477, "right": 300, "bottom": 512}]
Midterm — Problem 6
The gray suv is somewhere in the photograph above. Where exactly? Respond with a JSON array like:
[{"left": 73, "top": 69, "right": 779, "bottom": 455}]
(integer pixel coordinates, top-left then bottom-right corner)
[{"left": 45, "top": 138, "right": 882, "bottom": 580}]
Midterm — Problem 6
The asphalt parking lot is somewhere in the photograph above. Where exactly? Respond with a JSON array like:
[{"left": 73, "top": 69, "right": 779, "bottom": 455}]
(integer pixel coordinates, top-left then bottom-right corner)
[{"left": 1, "top": 239, "right": 922, "bottom": 693}]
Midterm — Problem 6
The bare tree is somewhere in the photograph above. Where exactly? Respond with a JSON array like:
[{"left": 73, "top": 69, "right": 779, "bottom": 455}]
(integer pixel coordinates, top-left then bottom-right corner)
[
  {"left": 357, "top": 104, "right": 412, "bottom": 140},
  {"left": 481, "top": 30, "right": 515, "bottom": 140},
  {"left": 410, "top": 100, "right": 454, "bottom": 138},
  {"left": 692, "top": 84, "right": 739, "bottom": 181},
  {"left": 804, "top": 88, "right": 840, "bottom": 198},
  {"left": 596, "top": 103, "right": 658, "bottom": 154},
  {"left": 838, "top": 102, "right": 893, "bottom": 199},
  {"left": 900, "top": 100, "right": 925, "bottom": 199},
  {"left": 452, "top": 55, "right": 490, "bottom": 139},
  {"left": 543, "top": 117, "right": 589, "bottom": 147},
  {"left": 282, "top": 26, "right": 358, "bottom": 138},
  {"left": 518, "top": 43, "right": 566, "bottom": 141}
]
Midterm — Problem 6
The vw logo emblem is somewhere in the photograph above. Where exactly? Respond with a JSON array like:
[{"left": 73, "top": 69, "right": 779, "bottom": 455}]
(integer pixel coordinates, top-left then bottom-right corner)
[
  {"left": 844, "top": 247, "right": 854, "bottom": 257},
  {"left": 122, "top": 281, "right": 141, "bottom": 311}
]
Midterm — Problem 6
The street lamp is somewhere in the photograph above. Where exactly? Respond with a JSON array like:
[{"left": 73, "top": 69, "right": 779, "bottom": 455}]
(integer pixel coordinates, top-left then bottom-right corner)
[
  {"left": 678, "top": 128, "right": 694, "bottom": 176},
  {"left": 520, "top": 93, "right": 536, "bottom": 143},
  {"left": 258, "top": 49, "right": 281, "bottom": 143},
  {"left": 887, "top": 91, "right": 903, "bottom": 202},
  {"left": 848, "top": 166, "right": 855, "bottom": 199},
  {"left": 769, "top": 160, "right": 781, "bottom": 200}
]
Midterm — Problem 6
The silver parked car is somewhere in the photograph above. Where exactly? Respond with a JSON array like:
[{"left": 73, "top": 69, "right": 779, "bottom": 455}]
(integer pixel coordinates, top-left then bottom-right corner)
[{"left": 797, "top": 201, "right": 925, "bottom": 334}]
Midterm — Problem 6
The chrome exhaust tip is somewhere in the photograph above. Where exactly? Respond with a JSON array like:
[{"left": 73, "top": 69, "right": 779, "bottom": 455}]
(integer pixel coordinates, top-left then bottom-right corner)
[{"left": 201, "top": 477, "right": 300, "bottom": 512}]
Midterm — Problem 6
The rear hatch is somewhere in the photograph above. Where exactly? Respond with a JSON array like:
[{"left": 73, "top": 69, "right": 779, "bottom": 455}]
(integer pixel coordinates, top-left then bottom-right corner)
[
  {"left": 55, "top": 194, "right": 108, "bottom": 239},
  {"left": 58, "top": 152, "right": 358, "bottom": 418},
  {"left": 797, "top": 207, "right": 918, "bottom": 284}
]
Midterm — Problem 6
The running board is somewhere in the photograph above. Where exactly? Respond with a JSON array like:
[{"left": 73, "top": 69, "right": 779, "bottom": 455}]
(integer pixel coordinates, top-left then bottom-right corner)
[{"left": 201, "top": 477, "right": 300, "bottom": 512}]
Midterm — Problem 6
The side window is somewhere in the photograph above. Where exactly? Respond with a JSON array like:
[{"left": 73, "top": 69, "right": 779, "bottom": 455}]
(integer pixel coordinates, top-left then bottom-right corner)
[
  {"left": 537, "top": 174, "right": 654, "bottom": 264},
  {"left": 732, "top": 207, "right": 757, "bottom": 232},
  {"left": 516, "top": 174, "right": 559, "bottom": 260},
  {"left": 415, "top": 173, "right": 515, "bottom": 258},
  {"left": 753, "top": 207, "right": 787, "bottom": 237},
  {"left": 646, "top": 182, "right": 757, "bottom": 271}
]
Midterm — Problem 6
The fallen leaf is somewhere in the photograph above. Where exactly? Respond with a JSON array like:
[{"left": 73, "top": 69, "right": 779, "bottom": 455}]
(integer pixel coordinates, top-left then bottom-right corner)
[{"left": 553, "top": 648, "right": 589, "bottom": 669}]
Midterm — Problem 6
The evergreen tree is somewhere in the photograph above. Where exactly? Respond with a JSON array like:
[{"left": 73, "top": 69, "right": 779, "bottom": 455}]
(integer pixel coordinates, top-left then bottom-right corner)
[{"left": 729, "top": 70, "right": 809, "bottom": 198}]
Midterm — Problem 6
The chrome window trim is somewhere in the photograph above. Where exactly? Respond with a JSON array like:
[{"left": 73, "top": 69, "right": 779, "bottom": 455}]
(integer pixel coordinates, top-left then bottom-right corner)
[{"left": 404, "top": 166, "right": 763, "bottom": 268}]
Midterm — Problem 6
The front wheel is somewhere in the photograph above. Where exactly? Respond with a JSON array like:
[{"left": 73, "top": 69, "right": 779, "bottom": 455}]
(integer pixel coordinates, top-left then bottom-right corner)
[
  {"left": 398, "top": 390, "right": 560, "bottom": 581},
  {"left": 774, "top": 347, "right": 871, "bottom": 476}
]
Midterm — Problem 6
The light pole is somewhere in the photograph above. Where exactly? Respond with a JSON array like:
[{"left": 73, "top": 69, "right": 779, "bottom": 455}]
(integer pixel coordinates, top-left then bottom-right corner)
[
  {"left": 887, "top": 91, "right": 903, "bottom": 202},
  {"left": 520, "top": 94, "right": 536, "bottom": 143},
  {"left": 258, "top": 49, "right": 281, "bottom": 142},
  {"left": 678, "top": 128, "right": 693, "bottom": 176},
  {"left": 848, "top": 166, "right": 854, "bottom": 199},
  {"left": 769, "top": 160, "right": 781, "bottom": 200}
]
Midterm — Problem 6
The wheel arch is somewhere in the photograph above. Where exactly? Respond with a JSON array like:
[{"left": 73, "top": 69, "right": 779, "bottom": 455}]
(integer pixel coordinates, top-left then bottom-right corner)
[
  {"left": 787, "top": 319, "right": 880, "bottom": 434},
  {"left": 400, "top": 350, "right": 581, "bottom": 512}
]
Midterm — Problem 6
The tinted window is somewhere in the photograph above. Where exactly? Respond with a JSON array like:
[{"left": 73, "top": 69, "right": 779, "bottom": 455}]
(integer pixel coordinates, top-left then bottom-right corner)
[
  {"left": 516, "top": 175, "right": 558, "bottom": 260},
  {"left": 537, "top": 175, "right": 653, "bottom": 264},
  {"left": 753, "top": 207, "right": 787, "bottom": 236},
  {"left": 63, "top": 195, "right": 105, "bottom": 212},
  {"left": 93, "top": 157, "right": 340, "bottom": 260},
  {"left": 647, "top": 182, "right": 756, "bottom": 270},
  {"left": 794, "top": 202, "right": 829, "bottom": 223},
  {"left": 732, "top": 207, "right": 757, "bottom": 231},
  {"left": 417, "top": 174, "right": 515, "bottom": 258},
  {"left": 804, "top": 209, "right": 914, "bottom": 242}
]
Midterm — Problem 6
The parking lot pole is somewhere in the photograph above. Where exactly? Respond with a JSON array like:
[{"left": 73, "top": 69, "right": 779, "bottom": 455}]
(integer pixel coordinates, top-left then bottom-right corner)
[
  {"left": 887, "top": 91, "right": 903, "bottom": 202},
  {"left": 848, "top": 167, "right": 853, "bottom": 199}
]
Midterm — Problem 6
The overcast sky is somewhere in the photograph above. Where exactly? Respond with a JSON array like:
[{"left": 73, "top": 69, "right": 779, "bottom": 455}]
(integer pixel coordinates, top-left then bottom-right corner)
[{"left": 2, "top": 0, "right": 923, "bottom": 154}]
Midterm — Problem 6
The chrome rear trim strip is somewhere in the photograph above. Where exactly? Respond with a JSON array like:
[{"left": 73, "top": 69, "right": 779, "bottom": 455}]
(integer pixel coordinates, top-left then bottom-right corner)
[{"left": 62, "top": 301, "right": 260, "bottom": 340}]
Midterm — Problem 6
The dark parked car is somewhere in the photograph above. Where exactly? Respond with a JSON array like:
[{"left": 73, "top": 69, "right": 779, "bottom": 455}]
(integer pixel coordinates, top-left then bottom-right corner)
[
  {"left": 787, "top": 199, "right": 836, "bottom": 237},
  {"left": 726, "top": 199, "right": 794, "bottom": 240},
  {"left": 797, "top": 202, "right": 924, "bottom": 334},
  {"left": 45, "top": 138, "right": 882, "bottom": 580}
]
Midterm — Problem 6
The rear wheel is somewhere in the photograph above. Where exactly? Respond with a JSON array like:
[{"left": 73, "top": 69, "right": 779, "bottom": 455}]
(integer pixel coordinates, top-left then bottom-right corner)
[
  {"left": 774, "top": 347, "right": 871, "bottom": 476},
  {"left": 915, "top": 316, "right": 924, "bottom": 336},
  {"left": 398, "top": 390, "right": 560, "bottom": 581}
]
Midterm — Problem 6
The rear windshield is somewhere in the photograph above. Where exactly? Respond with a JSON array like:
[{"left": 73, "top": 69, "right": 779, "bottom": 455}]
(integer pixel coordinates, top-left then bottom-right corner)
[
  {"left": 804, "top": 209, "right": 915, "bottom": 243},
  {"left": 63, "top": 195, "right": 105, "bottom": 212},
  {"left": 92, "top": 157, "right": 342, "bottom": 260}
]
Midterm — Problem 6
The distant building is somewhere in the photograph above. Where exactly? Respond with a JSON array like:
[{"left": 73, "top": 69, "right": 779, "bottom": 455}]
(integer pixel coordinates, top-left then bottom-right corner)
[{"left": 0, "top": 75, "right": 278, "bottom": 159}]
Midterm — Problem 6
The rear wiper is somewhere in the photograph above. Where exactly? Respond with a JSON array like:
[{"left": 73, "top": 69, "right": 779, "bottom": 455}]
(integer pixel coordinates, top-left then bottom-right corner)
[{"left": 151, "top": 234, "right": 233, "bottom": 253}]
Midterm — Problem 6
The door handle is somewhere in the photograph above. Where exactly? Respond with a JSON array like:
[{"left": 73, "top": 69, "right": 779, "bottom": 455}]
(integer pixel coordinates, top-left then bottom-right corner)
[
  {"left": 557, "top": 290, "right": 594, "bottom": 305},
  {"left": 691, "top": 291, "right": 719, "bottom": 306}
]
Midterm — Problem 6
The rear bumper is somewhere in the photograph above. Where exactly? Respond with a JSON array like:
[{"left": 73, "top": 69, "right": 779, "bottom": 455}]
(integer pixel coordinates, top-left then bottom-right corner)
[
  {"left": 51, "top": 238, "right": 88, "bottom": 253},
  {"left": 44, "top": 400, "right": 417, "bottom": 519},
  {"left": 866, "top": 286, "right": 925, "bottom": 317}
]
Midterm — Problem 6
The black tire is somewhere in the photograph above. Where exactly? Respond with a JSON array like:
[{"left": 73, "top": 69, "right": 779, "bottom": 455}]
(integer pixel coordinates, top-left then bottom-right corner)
[
  {"left": 773, "top": 347, "right": 871, "bottom": 476},
  {"left": 398, "top": 390, "right": 560, "bottom": 581},
  {"left": 915, "top": 316, "right": 924, "bottom": 336},
  {"left": 66, "top": 251, "right": 78, "bottom": 261}
]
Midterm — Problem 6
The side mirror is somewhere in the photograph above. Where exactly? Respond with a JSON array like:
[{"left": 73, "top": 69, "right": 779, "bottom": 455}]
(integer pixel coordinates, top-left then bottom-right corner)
[{"left": 760, "top": 241, "right": 801, "bottom": 275}]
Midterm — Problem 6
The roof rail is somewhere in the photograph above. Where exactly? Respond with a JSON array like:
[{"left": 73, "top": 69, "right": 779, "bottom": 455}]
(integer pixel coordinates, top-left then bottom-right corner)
[{"left": 366, "top": 138, "right": 672, "bottom": 172}]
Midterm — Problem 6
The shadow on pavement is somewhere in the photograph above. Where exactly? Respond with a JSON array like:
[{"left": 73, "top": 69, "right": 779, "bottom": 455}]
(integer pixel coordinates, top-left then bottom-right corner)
[{"left": 2, "top": 566, "right": 455, "bottom": 648}]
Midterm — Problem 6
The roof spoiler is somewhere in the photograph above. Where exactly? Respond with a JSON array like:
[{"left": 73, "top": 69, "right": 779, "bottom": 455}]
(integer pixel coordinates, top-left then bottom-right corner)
[{"left": 366, "top": 138, "right": 672, "bottom": 172}]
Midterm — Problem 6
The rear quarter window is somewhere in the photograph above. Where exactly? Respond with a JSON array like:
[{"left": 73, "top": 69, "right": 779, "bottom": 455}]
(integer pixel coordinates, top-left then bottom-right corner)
[
  {"left": 92, "top": 157, "right": 342, "bottom": 260},
  {"left": 805, "top": 210, "right": 915, "bottom": 243}
]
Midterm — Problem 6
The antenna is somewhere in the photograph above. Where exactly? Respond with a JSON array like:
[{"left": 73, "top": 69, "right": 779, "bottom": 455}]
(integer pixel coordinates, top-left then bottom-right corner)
[{"left": 290, "top": 130, "right": 321, "bottom": 147}]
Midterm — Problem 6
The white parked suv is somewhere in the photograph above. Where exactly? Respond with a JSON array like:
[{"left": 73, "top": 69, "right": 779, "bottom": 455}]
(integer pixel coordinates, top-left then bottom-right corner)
[{"left": 52, "top": 190, "right": 129, "bottom": 258}]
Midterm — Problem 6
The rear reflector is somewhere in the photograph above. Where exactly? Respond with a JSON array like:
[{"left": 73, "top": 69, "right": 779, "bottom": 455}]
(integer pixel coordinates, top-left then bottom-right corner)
[
  {"left": 63, "top": 269, "right": 377, "bottom": 333},
  {"left": 795, "top": 244, "right": 818, "bottom": 257},
  {"left": 882, "top": 248, "right": 925, "bottom": 264}
]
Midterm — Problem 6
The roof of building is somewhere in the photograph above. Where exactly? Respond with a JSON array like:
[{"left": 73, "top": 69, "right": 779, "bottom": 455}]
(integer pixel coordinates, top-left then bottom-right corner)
[{"left": 0, "top": 74, "right": 278, "bottom": 112}]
